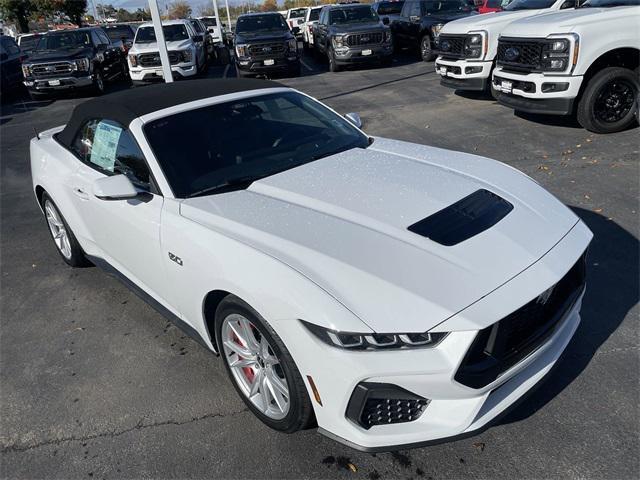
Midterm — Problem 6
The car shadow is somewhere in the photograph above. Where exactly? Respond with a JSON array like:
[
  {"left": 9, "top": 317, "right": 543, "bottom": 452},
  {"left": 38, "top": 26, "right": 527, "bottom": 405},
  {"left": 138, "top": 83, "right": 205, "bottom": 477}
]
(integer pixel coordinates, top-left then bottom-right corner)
[
  {"left": 498, "top": 207, "right": 638, "bottom": 425},
  {"left": 454, "top": 89, "right": 495, "bottom": 102},
  {"left": 514, "top": 110, "right": 583, "bottom": 129}
]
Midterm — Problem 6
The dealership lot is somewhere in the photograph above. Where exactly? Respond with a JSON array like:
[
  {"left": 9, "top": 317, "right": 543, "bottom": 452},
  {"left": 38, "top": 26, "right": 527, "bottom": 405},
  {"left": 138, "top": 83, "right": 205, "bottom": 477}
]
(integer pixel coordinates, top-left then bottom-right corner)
[{"left": 1, "top": 51, "right": 638, "bottom": 479}]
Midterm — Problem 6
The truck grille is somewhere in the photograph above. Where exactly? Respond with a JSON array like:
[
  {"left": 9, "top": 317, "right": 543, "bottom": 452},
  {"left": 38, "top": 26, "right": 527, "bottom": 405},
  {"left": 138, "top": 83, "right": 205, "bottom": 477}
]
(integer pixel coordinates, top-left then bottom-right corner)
[
  {"left": 30, "top": 61, "right": 74, "bottom": 78},
  {"left": 346, "top": 32, "right": 383, "bottom": 47},
  {"left": 138, "top": 51, "right": 182, "bottom": 67},
  {"left": 455, "top": 253, "right": 587, "bottom": 389},
  {"left": 436, "top": 34, "right": 466, "bottom": 58},
  {"left": 497, "top": 37, "right": 544, "bottom": 73},
  {"left": 248, "top": 42, "right": 286, "bottom": 58}
]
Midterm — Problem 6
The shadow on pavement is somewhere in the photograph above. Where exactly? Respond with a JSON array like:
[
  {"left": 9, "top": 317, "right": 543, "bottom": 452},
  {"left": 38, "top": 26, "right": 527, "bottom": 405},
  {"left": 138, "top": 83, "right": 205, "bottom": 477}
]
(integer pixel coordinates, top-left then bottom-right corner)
[{"left": 500, "top": 207, "right": 638, "bottom": 425}]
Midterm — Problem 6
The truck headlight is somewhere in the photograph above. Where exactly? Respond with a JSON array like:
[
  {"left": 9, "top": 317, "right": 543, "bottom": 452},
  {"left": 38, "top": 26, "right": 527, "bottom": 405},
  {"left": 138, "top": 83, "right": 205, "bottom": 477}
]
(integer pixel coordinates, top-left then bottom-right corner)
[
  {"left": 332, "top": 35, "right": 346, "bottom": 49},
  {"left": 128, "top": 54, "right": 138, "bottom": 67},
  {"left": 74, "top": 57, "right": 90, "bottom": 72},
  {"left": 301, "top": 320, "right": 448, "bottom": 350},
  {"left": 180, "top": 48, "right": 193, "bottom": 63},
  {"left": 464, "top": 33, "right": 484, "bottom": 59},
  {"left": 287, "top": 38, "right": 297, "bottom": 52},
  {"left": 541, "top": 36, "right": 573, "bottom": 72},
  {"left": 431, "top": 24, "right": 444, "bottom": 38},
  {"left": 383, "top": 30, "right": 392, "bottom": 43},
  {"left": 235, "top": 44, "right": 248, "bottom": 57},
  {"left": 21, "top": 64, "right": 30, "bottom": 77}
]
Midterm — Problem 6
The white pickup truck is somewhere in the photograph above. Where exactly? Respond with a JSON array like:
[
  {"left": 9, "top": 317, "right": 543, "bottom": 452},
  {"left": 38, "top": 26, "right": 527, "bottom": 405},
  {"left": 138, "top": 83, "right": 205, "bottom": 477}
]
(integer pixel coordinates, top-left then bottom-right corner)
[
  {"left": 435, "top": 0, "right": 578, "bottom": 92},
  {"left": 492, "top": 0, "right": 639, "bottom": 133}
]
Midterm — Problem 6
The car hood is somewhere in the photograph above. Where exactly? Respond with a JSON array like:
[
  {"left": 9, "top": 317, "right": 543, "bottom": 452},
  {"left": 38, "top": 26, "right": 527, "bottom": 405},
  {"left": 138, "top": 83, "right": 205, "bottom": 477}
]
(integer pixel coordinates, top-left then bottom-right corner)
[
  {"left": 235, "top": 31, "right": 293, "bottom": 43},
  {"left": 441, "top": 8, "right": 555, "bottom": 34},
  {"left": 501, "top": 6, "right": 635, "bottom": 37},
  {"left": 26, "top": 46, "right": 93, "bottom": 63},
  {"left": 130, "top": 39, "right": 193, "bottom": 54},
  {"left": 180, "top": 137, "right": 578, "bottom": 333},
  {"left": 334, "top": 22, "right": 387, "bottom": 33},
  {"left": 427, "top": 11, "right": 478, "bottom": 23}
]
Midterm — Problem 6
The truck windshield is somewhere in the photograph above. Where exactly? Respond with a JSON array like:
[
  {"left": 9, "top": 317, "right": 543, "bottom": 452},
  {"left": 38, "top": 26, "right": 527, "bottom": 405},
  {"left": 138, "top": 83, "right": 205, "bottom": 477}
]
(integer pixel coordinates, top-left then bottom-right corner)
[
  {"left": 200, "top": 17, "right": 217, "bottom": 27},
  {"left": 104, "top": 25, "right": 134, "bottom": 41},
  {"left": 18, "top": 35, "right": 41, "bottom": 53},
  {"left": 35, "top": 31, "right": 91, "bottom": 50},
  {"left": 309, "top": 8, "right": 321, "bottom": 21},
  {"left": 424, "top": 0, "right": 472, "bottom": 13},
  {"left": 143, "top": 91, "right": 370, "bottom": 198},
  {"left": 505, "top": 0, "right": 557, "bottom": 10},
  {"left": 582, "top": 0, "right": 639, "bottom": 6},
  {"left": 135, "top": 25, "right": 189, "bottom": 43},
  {"left": 330, "top": 6, "right": 380, "bottom": 24},
  {"left": 377, "top": 1, "right": 405, "bottom": 15},
  {"left": 289, "top": 8, "right": 307, "bottom": 19},
  {"left": 236, "top": 15, "right": 288, "bottom": 34}
]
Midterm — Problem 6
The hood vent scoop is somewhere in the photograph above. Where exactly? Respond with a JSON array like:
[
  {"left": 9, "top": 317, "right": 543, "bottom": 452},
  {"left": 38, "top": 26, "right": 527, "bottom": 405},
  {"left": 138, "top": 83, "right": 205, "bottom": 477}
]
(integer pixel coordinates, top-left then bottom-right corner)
[{"left": 408, "top": 189, "right": 513, "bottom": 246}]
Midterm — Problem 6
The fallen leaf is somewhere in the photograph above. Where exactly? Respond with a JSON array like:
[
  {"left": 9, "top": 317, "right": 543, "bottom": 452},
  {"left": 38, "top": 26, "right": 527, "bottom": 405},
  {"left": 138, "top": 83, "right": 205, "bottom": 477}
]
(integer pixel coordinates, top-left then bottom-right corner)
[
  {"left": 576, "top": 144, "right": 582, "bottom": 148},
  {"left": 594, "top": 208, "right": 603, "bottom": 213},
  {"left": 348, "top": 463, "right": 358, "bottom": 473},
  {"left": 473, "top": 442, "right": 485, "bottom": 452},
  {"left": 584, "top": 194, "right": 591, "bottom": 200}
]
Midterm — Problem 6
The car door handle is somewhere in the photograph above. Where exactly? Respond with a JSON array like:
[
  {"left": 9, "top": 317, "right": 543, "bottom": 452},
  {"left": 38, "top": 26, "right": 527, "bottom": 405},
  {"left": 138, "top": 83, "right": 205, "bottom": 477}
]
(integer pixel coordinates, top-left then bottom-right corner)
[{"left": 73, "top": 187, "right": 89, "bottom": 200}]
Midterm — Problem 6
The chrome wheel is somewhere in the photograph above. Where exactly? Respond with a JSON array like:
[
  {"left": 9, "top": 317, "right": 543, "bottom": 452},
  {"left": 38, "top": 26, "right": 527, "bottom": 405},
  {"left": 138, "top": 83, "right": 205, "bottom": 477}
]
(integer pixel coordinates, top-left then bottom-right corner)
[
  {"left": 221, "top": 314, "right": 290, "bottom": 420},
  {"left": 44, "top": 200, "right": 72, "bottom": 259}
]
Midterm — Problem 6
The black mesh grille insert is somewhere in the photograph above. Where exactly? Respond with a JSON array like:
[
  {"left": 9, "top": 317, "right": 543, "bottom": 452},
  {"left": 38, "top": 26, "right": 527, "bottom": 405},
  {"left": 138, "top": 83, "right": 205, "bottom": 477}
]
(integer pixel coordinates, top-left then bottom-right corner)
[
  {"left": 497, "top": 37, "right": 544, "bottom": 73},
  {"left": 346, "top": 32, "right": 384, "bottom": 46},
  {"left": 455, "top": 253, "right": 587, "bottom": 389},
  {"left": 408, "top": 189, "right": 514, "bottom": 246},
  {"left": 437, "top": 34, "right": 466, "bottom": 58}
]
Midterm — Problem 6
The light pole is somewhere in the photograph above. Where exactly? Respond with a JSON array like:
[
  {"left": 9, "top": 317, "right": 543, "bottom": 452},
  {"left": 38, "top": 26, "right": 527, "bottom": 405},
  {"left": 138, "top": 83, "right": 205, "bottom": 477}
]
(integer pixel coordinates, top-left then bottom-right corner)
[{"left": 148, "top": 0, "right": 173, "bottom": 83}]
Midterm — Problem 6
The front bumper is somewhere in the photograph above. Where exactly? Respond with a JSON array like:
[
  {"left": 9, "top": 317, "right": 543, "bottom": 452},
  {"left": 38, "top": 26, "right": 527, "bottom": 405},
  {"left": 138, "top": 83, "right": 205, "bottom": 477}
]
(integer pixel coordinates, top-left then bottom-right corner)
[
  {"left": 236, "top": 56, "right": 300, "bottom": 74},
  {"left": 492, "top": 67, "right": 583, "bottom": 115},
  {"left": 334, "top": 44, "right": 393, "bottom": 65},
  {"left": 129, "top": 63, "right": 197, "bottom": 82},
  {"left": 276, "top": 220, "right": 591, "bottom": 451},
  {"left": 24, "top": 74, "right": 93, "bottom": 92},
  {"left": 435, "top": 58, "right": 492, "bottom": 91}
]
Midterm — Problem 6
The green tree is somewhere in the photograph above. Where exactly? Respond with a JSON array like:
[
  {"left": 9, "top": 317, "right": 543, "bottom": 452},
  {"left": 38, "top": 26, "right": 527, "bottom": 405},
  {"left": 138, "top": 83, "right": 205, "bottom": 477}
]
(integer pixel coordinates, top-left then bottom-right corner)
[
  {"left": 168, "top": 1, "right": 191, "bottom": 19},
  {"left": 261, "top": 0, "right": 278, "bottom": 12},
  {"left": 0, "top": 0, "right": 34, "bottom": 33}
]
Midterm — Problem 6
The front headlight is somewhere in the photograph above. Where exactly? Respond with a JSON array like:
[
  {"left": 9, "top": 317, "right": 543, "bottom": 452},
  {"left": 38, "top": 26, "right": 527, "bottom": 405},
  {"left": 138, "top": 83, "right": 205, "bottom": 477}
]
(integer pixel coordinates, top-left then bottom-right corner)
[
  {"left": 332, "top": 35, "right": 346, "bottom": 49},
  {"left": 301, "top": 320, "right": 448, "bottom": 350},
  {"left": 431, "top": 24, "right": 444, "bottom": 38},
  {"left": 128, "top": 54, "right": 138, "bottom": 67},
  {"left": 181, "top": 48, "right": 193, "bottom": 63},
  {"left": 464, "top": 33, "right": 484, "bottom": 59},
  {"left": 21, "top": 64, "right": 30, "bottom": 77},
  {"left": 74, "top": 57, "right": 90, "bottom": 72},
  {"left": 235, "top": 43, "right": 248, "bottom": 57},
  {"left": 383, "top": 30, "right": 392, "bottom": 43},
  {"left": 541, "top": 36, "right": 573, "bottom": 72},
  {"left": 287, "top": 38, "right": 297, "bottom": 52}
]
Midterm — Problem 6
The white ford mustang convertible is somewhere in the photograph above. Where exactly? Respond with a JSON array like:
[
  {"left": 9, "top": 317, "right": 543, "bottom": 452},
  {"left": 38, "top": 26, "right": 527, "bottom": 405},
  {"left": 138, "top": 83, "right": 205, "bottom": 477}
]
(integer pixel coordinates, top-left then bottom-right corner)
[{"left": 31, "top": 79, "right": 592, "bottom": 451}]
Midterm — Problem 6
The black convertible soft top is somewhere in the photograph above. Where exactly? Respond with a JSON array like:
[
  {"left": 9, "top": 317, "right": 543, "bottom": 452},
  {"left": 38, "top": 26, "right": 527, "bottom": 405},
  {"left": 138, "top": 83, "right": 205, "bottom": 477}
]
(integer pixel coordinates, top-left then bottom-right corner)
[{"left": 57, "top": 78, "right": 284, "bottom": 148}]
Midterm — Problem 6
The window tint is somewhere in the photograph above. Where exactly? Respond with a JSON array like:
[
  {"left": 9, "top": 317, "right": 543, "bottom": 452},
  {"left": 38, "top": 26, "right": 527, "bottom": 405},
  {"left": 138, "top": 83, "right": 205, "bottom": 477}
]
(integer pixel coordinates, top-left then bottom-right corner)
[
  {"left": 2, "top": 37, "right": 20, "bottom": 55},
  {"left": 405, "top": 1, "right": 421, "bottom": 16},
  {"left": 97, "top": 30, "right": 111, "bottom": 45},
  {"left": 72, "top": 119, "right": 151, "bottom": 188},
  {"left": 377, "top": 1, "right": 405, "bottom": 15}
]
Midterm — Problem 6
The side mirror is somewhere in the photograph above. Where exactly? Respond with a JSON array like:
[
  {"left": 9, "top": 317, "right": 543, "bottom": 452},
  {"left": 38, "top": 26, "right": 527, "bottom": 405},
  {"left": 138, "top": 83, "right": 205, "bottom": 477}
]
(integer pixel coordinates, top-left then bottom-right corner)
[
  {"left": 93, "top": 175, "right": 139, "bottom": 200},
  {"left": 410, "top": 15, "right": 421, "bottom": 23},
  {"left": 193, "top": 34, "right": 204, "bottom": 42},
  {"left": 345, "top": 112, "right": 363, "bottom": 129},
  {"left": 382, "top": 17, "right": 390, "bottom": 25}
]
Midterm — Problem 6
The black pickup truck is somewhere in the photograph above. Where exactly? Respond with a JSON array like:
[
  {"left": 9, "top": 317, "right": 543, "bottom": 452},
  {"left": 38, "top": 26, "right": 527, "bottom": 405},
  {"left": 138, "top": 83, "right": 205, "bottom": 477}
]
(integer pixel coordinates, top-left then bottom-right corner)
[
  {"left": 234, "top": 12, "right": 300, "bottom": 78},
  {"left": 391, "top": 0, "right": 476, "bottom": 61},
  {"left": 313, "top": 4, "right": 393, "bottom": 72},
  {"left": 21, "top": 27, "right": 128, "bottom": 99}
]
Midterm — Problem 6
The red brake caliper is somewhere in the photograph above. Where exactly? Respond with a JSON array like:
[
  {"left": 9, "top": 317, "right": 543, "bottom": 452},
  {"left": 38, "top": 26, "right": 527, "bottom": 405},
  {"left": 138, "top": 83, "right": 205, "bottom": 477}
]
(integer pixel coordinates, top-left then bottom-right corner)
[{"left": 232, "top": 330, "right": 255, "bottom": 383}]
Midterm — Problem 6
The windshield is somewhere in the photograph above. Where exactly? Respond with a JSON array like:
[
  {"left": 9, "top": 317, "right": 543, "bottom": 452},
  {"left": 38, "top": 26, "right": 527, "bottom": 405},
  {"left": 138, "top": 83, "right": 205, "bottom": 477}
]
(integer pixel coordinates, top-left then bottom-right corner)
[
  {"left": 330, "top": 6, "right": 380, "bottom": 24},
  {"left": 135, "top": 24, "right": 189, "bottom": 43},
  {"left": 35, "top": 31, "right": 91, "bottom": 51},
  {"left": 377, "top": 1, "right": 405, "bottom": 15},
  {"left": 309, "top": 8, "right": 321, "bottom": 21},
  {"left": 289, "top": 8, "right": 307, "bottom": 19},
  {"left": 143, "top": 92, "right": 369, "bottom": 198},
  {"left": 424, "top": 0, "right": 472, "bottom": 12},
  {"left": 504, "top": 0, "right": 555, "bottom": 10},
  {"left": 200, "top": 17, "right": 217, "bottom": 27},
  {"left": 104, "top": 25, "right": 134, "bottom": 41},
  {"left": 18, "top": 35, "right": 41, "bottom": 53},
  {"left": 236, "top": 14, "right": 288, "bottom": 34},
  {"left": 582, "top": 0, "right": 639, "bottom": 6}
]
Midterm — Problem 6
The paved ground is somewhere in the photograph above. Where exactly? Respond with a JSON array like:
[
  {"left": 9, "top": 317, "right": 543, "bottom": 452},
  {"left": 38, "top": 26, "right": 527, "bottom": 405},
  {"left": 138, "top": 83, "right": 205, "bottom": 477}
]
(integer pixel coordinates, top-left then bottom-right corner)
[{"left": 1, "top": 49, "right": 639, "bottom": 480}]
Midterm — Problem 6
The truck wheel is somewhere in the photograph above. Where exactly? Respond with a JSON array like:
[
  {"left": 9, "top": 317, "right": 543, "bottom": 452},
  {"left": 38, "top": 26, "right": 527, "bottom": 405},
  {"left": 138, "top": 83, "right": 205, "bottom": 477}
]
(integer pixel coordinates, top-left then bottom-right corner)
[
  {"left": 420, "top": 35, "right": 435, "bottom": 62},
  {"left": 577, "top": 67, "right": 638, "bottom": 134},
  {"left": 92, "top": 71, "right": 105, "bottom": 95},
  {"left": 328, "top": 47, "right": 341, "bottom": 72}
]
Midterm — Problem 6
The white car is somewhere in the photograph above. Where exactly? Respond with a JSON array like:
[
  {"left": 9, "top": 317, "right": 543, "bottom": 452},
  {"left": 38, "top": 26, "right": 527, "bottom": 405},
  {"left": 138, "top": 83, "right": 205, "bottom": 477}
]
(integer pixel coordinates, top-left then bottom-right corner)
[
  {"left": 30, "top": 79, "right": 592, "bottom": 451},
  {"left": 435, "top": 0, "right": 576, "bottom": 92},
  {"left": 301, "top": 6, "right": 322, "bottom": 49},
  {"left": 285, "top": 7, "right": 308, "bottom": 36},
  {"left": 198, "top": 16, "right": 223, "bottom": 45},
  {"left": 127, "top": 20, "right": 206, "bottom": 83}
]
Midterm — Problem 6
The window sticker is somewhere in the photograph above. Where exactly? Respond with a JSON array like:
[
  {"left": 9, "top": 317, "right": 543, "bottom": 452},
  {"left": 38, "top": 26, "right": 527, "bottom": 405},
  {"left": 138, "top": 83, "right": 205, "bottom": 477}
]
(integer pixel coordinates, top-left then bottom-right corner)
[{"left": 90, "top": 122, "right": 122, "bottom": 171}]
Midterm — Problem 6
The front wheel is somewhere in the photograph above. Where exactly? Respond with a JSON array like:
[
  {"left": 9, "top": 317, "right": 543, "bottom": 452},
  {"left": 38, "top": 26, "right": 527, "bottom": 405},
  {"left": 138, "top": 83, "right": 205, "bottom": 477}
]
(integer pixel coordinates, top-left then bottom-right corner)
[
  {"left": 420, "top": 35, "right": 435, "bottom": 62},
  {"left": 328, "top": 47, "right": 340, "bottom": 72},
  {"left": 92, "top": 71, "right": 105, "bottom": 95},
  {"left": 216, "top": 296, "right": 314, "bottom": 432},
  {"left": 41, "top": 193, "right": 91, "bottom": 267},
  {"left": 577, "top": 67, "right": 639, "bottom": 134}
]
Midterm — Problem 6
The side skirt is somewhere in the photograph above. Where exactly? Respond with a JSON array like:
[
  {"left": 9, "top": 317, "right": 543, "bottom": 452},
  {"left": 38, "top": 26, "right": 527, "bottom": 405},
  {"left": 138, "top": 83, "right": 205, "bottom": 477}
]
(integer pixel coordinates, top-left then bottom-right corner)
[{"left": 87, "top": 254, "right": 216, "bottom": 354}]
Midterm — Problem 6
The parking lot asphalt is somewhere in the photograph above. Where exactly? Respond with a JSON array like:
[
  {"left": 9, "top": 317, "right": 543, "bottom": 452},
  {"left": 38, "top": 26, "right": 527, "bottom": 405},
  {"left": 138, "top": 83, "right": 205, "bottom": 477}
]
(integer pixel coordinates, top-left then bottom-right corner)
[{"left": 1, "top": 49, "right": 639, "bottom": 480}]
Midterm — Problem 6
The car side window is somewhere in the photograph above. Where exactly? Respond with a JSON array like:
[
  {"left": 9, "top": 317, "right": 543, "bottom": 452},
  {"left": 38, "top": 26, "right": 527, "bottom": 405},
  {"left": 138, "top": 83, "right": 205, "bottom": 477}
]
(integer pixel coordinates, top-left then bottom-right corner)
[
  {"left": 409, "top": 2, "right": 422, "bottom": 17},
  {"left": 2, "top": 37, "right": 20, "bottom": 55},
  {"left": 97, "top": 30, "right": 111, "bottom": 46},
  {"left": 72, "top": 119, "right": 152, "bottom": 190}
]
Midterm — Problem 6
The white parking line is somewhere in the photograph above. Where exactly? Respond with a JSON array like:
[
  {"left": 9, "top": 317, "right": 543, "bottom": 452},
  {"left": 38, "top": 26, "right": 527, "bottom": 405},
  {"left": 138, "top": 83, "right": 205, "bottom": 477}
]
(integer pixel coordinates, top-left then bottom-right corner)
[
  {"left": 300, "top": 59, "right": 314, "bottom": 72},
  {"left": 223, "top": 64, "right": 230, "bottom": 78}
]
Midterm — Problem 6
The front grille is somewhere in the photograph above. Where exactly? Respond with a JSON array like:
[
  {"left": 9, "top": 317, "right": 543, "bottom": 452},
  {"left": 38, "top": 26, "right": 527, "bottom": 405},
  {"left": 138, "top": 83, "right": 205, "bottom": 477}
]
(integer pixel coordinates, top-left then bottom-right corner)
[
  {"left": 497, "top": 37, "right": 544, "bottom": 73},
  {"left": 346, "top": 382, "right": 430, "bottom": 430},
  {"left": 346, "top": 32, "right": 383, "bottom": 47},
  {"left": 455, "top": 253, "right": 587, "bottom": 389},
  {"left": 248, "top": 42, "right": 286, "bottom": 58},
  {"left": 437, "top": 34, "right": 466, "bottom": 59},
  {"left": 30, "top": 61, "right": 74, "bottom": 77},
  {"left": 138, "top": 51, "right": 182, "bottom": 67}
]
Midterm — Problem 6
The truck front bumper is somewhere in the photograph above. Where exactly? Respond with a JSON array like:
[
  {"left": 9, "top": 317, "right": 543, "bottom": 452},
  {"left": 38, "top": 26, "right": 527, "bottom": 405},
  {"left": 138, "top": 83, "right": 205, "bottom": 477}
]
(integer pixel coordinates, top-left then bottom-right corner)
[
  {"left": 492, "top": 68, "right": 583, "bottom": 115},
  {"left": 435, "top": 58, "right": 492, "bottom": 91},
  {"left": 236, "top": 56, "right": 300, "bottom": 75},
  {"left": 334, "top": 44, "right": 393, "bottom": 65},
  {"left": 129, "top": 63, "right": 197, "bottom": 82},
  {"left": 24, "top": 74, "right": 93, "bottom": 92}
]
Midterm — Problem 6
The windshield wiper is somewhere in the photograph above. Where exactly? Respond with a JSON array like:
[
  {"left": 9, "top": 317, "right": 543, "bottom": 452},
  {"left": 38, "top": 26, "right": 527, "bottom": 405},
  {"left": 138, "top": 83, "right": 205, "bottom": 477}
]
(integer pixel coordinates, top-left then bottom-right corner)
[{"left": 186, "top": 175, "right": 262, "bottom": 198}]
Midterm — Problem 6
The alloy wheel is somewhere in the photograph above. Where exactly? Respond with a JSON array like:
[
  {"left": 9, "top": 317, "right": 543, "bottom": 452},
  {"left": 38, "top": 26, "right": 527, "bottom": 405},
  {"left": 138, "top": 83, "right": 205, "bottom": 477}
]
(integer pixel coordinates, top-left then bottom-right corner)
[
  {"left": 593, "top": 78, "right": 635, "bottom": 124},
  {"left": 221, "top": 313, "right": 290, "bottom": 420},
  {"left": 44, "top": 200, "right": 72, "bottom": 259}
]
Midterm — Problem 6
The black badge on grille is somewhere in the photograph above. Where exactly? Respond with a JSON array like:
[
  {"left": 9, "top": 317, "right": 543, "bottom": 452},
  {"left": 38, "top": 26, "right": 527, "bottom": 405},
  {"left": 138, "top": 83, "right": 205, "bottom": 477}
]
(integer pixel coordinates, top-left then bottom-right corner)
[
  {"left": 504, "top": 47, "right": 520, "bottom": 62},
  {"left": 440, "top": 40, "right": 451, "bottom": 51},
  {"left": 262, "top": 46, "right": 272, "bottom": 52},
  {"left": 361, "top": 36, "right": 369, "bottom": 43}
]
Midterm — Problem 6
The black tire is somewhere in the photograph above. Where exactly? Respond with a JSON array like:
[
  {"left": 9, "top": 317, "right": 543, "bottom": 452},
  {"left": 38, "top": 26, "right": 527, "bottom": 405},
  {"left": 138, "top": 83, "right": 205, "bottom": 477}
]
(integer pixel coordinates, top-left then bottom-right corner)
[
  {"left": 576, "top": 67, "right": 639, "bottom": 134},
  {"left": 92, "top": 70, "right": 105, "bottom": 95},
  {"left": 420, "top": 35, "right": 435, "bottom": 62},
  {"left": 217, "top": 46, "right": 231, "bottom": 65},
  {"left": 215, "top": 295, "right": 315, "bottom": 433},
  {"left": 328, "top": 47, "right": 340, "bottom": 72},
  {"left": 40, "top": 192, "right": 92, "bottom": 268}
]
